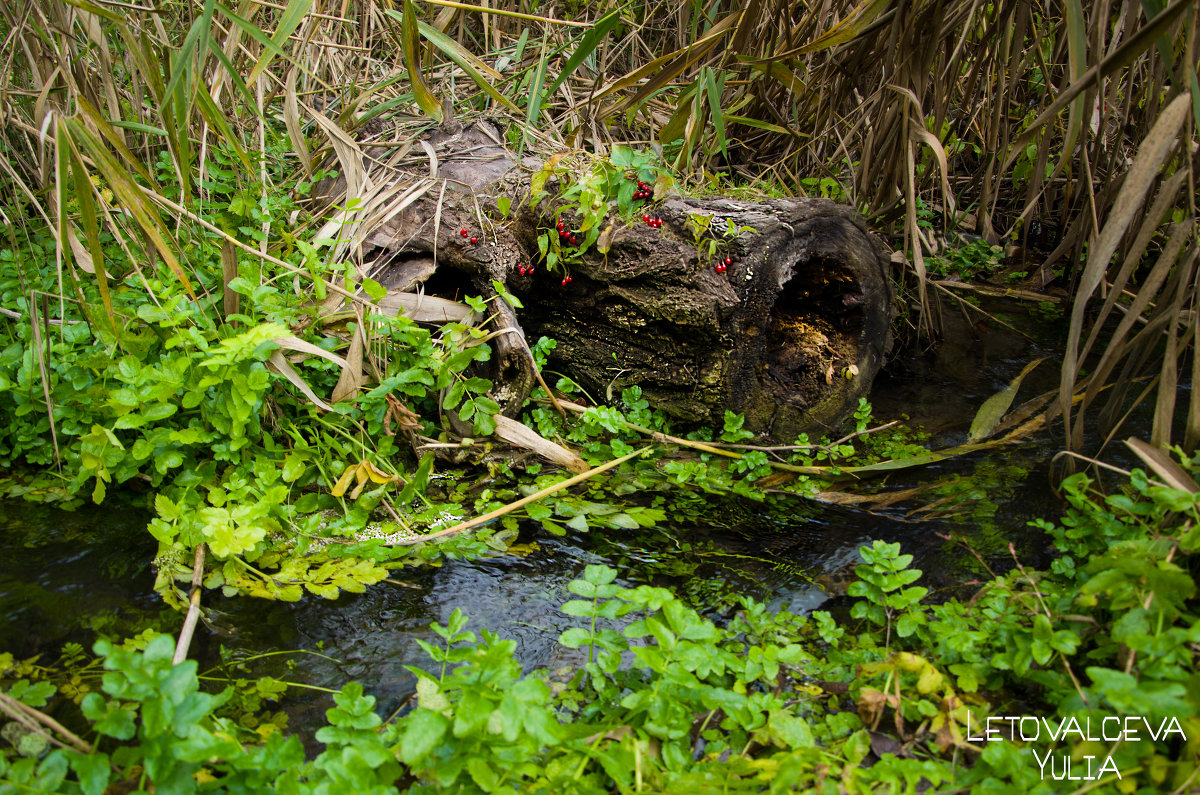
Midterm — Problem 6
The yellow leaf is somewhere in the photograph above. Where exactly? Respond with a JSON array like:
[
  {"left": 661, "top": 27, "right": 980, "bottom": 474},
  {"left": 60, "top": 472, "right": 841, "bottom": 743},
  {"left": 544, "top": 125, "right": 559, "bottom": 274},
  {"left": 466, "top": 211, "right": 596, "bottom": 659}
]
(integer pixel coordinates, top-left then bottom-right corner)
[
  {"left": 331, "top": 464, "right": 358, "bottom": 497},
  {"left": 349, "top": 463, "right": 370, "bottom": 499},
  {"left": 361, "top": 460, "right": 399, "bottom": 484}
]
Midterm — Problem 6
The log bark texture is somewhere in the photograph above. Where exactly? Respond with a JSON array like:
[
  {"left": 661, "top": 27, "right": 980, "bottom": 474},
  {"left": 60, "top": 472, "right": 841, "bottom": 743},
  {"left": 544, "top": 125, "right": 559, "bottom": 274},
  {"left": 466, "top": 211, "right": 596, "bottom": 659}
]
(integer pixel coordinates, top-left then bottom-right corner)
[
  {"left": 510, "top": 198, "right": 891, "bottom": 440},
  {"left": 333, "top": 121, "right": 893, "bottom": 440}
]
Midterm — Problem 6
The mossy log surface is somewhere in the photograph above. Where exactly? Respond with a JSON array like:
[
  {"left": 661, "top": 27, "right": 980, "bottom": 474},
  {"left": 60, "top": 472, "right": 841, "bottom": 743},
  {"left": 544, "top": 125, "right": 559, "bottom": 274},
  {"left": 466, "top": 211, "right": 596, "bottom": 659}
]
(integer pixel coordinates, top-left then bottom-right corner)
[
  {"left": 509, "top": 198, "right": 892, "bottom": 440},
  {"left": 334, "top": 121, "right": 893, "bottom": 440}
]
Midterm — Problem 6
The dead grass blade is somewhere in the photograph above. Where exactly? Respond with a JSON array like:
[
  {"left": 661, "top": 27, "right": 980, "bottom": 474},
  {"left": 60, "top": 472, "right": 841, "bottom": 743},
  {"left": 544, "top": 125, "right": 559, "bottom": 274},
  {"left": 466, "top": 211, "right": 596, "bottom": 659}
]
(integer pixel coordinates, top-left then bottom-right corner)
[
  {"left": 493, "top": 415, "right": 588, "bottom": 473},
  {"left": 221, "top": 239, "right": 239, "bottom": 321},
  {"left": 1125, "top": 438, "right": 1200, "bottom": 493},
  {"left": 267, "top": 351, "right": 335, "bottom": 412},
  {"left": 968, "top": 358, "right": 1046, "bottom": 443},
  {"left": 284, "top": 67, "right": 312, "bottom": 175},
  {"left": 331, "top": 311, "right": 366, "bottom": 403},
  {"left": 1060, "top": 91, "right": 1192, "bottom": 448},
  {"left": 401, "top": 0, "right": 443, "bottom": 122}
]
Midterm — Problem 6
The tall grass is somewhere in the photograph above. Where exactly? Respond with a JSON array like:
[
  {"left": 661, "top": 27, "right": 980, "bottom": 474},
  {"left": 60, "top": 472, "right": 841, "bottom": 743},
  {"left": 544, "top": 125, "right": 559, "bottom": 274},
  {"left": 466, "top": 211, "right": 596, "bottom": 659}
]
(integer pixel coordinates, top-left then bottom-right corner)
[{"left": 1, "top": 0, "right": 1197, "bottom": 451}]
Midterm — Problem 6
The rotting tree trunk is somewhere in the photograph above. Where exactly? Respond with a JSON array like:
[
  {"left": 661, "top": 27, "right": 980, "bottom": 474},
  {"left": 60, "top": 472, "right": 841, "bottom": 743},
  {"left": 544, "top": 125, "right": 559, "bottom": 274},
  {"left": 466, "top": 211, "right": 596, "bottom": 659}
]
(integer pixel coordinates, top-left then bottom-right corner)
[
  {"left": 334, "top": 121, "right": 892, "bottom": 441},
  {"left": 508, "top": 198, "right": 892, "bottom": 441}
]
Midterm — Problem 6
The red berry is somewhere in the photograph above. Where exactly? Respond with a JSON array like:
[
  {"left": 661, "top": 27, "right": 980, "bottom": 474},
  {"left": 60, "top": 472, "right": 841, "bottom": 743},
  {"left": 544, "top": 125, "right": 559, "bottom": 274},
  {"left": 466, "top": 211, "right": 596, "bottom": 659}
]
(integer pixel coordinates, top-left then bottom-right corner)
[
  {"left": 724, "top": 257, "right": 733, "bottom": 266},
  {"left": 460, "top": 228, "right": 469, "bottom": 237},
  {"left": 527, "top": 266, "right": 534, "bottom": 274},
  {"left": 561, "top": 278, "right": 569, "bottom": 286},
  {"left": 470, "top": 237, "right": 478, "bottom": 243},
  {"left": 566, "top": 276, "right": 573, "bottom": 283},
  {"left": 642, "top": 214, "right": 650, "bottom": 222}
]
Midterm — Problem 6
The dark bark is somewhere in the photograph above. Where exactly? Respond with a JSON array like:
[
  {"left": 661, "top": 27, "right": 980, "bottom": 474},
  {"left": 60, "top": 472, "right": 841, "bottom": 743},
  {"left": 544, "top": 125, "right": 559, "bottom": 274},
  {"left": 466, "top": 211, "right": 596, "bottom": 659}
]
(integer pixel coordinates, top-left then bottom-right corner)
[
  {"left": 332, "top": 121, "right": 893, "bottom": 440},
  {"left": 508, "top": 197, "right": 892, "bottom": 440}
]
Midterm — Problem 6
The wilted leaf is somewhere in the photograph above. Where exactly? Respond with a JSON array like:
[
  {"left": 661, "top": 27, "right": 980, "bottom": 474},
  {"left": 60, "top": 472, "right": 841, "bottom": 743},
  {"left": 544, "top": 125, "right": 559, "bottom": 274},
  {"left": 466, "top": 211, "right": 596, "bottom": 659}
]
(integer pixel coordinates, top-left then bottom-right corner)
[{"left": 968, "top": 358, "right": 1045, "bottom": 442}]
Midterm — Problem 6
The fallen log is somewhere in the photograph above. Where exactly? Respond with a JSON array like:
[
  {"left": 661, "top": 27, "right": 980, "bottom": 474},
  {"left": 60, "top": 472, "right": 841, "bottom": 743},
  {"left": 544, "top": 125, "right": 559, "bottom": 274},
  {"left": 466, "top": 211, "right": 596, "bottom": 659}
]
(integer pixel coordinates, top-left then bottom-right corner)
[{"left": 319, "top": 120, "right": 893, "bottom": 441}]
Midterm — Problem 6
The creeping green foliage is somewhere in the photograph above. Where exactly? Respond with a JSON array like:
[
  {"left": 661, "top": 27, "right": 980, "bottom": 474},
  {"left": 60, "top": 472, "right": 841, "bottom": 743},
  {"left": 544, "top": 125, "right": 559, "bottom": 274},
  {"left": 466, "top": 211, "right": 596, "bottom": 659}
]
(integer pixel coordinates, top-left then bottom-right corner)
[{"left": 8, "top": 448, "right": 1200, "bottom": 795}]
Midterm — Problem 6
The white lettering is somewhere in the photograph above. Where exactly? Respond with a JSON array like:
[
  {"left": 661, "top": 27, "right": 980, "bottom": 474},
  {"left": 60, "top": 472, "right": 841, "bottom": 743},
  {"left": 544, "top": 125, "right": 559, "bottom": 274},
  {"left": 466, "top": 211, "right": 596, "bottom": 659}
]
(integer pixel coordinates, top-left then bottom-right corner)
[
  {"left": 1019, "top": 716, "right": 1039, "bottom": 741},
  {"left": 1162, "top": 716, "right": 1186, "bottom": 740},
  {"left": 1041, "top": 716, "right": 1065, "bottom": 741},
  {"left": 1032, "top": 748, "right": 1051, "bottom": 779},
  {"left": 1102, "top": 716, "right": 1121, "bottom": 741},
  {"left": 1124, "top": 716, "right": 1140, "bottom": 741},
  {"left": 1098, "top": 755, "right": 1122, "bottom": 780},
  {"left": 965, "top": 711, "right": 984, "bottom": 742},
  {"left": 1062, "top": 716, "right": 1084, "bottom": 740}
]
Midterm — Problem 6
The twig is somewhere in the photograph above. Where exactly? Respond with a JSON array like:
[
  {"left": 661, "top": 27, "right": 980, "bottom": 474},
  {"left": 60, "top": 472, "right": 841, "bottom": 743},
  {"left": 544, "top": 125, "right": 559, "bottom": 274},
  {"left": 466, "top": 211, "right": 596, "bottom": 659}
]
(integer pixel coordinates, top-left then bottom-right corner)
[
  {"left": 929, "top": 280, "right": 1037, "bottom": 342},
  {"left": 931, "top": 278, "right": 1062, "bottom": 304},
  {"left": 390, "top": 446, "right": 651, "bottom": 545},
  {"left": 533, "top": 362, "right": 567, "bottom": 420},
  {"left": 0, "top": 692, "right": 92, "bottom": 754},
  {"left": 672, "top": 420, "right": 901, "bottom": 453},
  {"left": 1009, "top": 542, "right": 1090, "bottom": 709},
  {"left": 172, "top": 544, "right": 206, "bottom": 665},
  {"left": 554, "top": 400, "right": 841, "bottom": 476}
]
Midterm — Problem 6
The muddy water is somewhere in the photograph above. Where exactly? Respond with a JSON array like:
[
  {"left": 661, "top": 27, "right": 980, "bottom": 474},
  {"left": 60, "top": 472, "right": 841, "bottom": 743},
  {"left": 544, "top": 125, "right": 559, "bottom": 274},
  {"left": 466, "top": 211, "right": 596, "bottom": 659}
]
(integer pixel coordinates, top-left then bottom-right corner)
[{"left": 0, "top": 298, "right": 1073, "bottom": 732}]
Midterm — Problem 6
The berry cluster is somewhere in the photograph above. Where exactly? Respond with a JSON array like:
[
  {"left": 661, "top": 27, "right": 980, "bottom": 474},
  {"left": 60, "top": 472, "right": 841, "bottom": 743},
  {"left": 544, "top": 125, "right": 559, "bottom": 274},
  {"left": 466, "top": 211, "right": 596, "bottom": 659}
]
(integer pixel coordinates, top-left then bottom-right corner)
[
  {"left": 561, "top": 275, "right": 574, "bottom": 287},
  {"left": 628, "top": 173, "right": 654, "bottom": 201},
  {"left": 642, "top": 214, "right": 663, "bottom": 228},
  {"left": 715, "top": 256, "right": 733, "bottom": 274},
  {"left": 555, "top": 218, "right": 579, "bottom": 246},
  {"left": 517, "top": 264, "right": 535, "bottom": 276},
  {"left": 460, "top": 228, "right": 478, "bottom": 243}
]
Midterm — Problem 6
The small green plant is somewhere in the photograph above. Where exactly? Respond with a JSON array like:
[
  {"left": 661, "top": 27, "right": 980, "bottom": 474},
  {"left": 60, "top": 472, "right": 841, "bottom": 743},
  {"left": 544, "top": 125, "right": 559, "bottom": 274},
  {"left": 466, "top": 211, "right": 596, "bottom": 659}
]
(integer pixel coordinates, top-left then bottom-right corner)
[
  {"left": 528, "top": 146, "right": 673, "bottom": 274},
  {"left": 926, "top": 238, "right": 1006, "bottom": 280},
  {"left": 847, "top": 539, "right": 929, "bottom": 643},
  {"left": 685, "top": 212, "right": 757, "bottom": 267}
]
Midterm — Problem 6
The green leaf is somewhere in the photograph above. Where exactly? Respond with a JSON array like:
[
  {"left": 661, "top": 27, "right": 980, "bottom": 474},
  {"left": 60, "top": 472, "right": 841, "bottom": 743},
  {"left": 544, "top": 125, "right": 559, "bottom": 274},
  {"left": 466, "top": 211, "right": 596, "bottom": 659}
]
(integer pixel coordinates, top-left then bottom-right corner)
[
  {"left": 547, "top": 10, "right": 620, "bottom": 96},
  {"left": 70, "top": 752, "right": 110, "bottom": 795},
  {"left": 559, "top": 627, "right": 592, "bottom": 648},
  {"left": 399, "top": 708, "right": 449, "bottom": 765},
  {"left": 467, "top": 757, "right": 500, "bottom": 791},
  {"left": 769, "top": 709, "right": 814, "bottom": 748},
  {"left": 362, "top": 277, "right": 387, "bottom": 301},
  {"left": 561, "top": 599, "right": 596, "bottom": 617}
]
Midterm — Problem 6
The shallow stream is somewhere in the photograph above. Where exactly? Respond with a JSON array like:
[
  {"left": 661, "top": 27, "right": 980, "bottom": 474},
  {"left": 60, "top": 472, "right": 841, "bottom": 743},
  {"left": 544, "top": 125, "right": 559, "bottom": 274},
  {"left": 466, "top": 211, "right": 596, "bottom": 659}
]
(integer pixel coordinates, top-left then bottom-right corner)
[{"left": 0, "top": 298, "right": 1079, "bottom": 734}]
